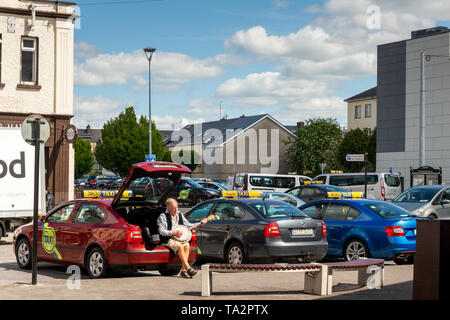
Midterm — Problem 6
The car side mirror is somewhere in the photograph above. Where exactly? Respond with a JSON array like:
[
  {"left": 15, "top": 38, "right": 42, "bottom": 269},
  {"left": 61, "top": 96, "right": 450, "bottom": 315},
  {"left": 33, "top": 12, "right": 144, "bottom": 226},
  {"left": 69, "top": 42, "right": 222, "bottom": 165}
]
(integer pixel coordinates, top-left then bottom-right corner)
[{"left": 441, "top": 199, "right": 450, "bottom": 205}]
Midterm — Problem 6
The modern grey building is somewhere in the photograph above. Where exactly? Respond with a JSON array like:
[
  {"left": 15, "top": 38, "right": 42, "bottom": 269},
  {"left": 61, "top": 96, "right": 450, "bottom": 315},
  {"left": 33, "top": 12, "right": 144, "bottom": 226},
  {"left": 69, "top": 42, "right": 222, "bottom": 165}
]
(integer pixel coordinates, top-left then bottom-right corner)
[{"left": 377, "top": 27, "right": 450, "bottom": 186}]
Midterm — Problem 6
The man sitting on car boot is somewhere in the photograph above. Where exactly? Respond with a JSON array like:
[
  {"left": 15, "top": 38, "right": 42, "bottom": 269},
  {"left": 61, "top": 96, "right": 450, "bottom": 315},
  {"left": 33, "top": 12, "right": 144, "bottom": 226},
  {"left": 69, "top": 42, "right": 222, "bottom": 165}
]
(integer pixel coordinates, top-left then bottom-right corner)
[{"left": 157, "top": 198, "right": 207, "bottom": 278}]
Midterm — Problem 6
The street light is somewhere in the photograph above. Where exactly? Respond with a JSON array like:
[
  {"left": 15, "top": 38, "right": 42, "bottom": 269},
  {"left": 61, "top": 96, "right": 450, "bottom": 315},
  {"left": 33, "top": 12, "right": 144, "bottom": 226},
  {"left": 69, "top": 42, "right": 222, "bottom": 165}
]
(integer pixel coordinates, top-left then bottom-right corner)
[{"left": 144, "top": 46, "right": 156, "bottom": 161}]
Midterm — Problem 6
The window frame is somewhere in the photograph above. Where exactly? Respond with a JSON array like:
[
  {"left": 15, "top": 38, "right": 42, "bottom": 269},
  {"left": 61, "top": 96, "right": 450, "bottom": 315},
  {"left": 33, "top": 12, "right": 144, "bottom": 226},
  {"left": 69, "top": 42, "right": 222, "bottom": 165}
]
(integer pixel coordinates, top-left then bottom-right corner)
[
  {"left": 365, "top": 104, "right": 372, "bottom": 117},
  {"left": 0, "top": 34, "right": 3, "bottom": 86},
  {"left": 354, "top": 105, "right": 361, "bottom": 119},
  {"left": 20, "top": 36, "right": 39, "bottom": 85}
]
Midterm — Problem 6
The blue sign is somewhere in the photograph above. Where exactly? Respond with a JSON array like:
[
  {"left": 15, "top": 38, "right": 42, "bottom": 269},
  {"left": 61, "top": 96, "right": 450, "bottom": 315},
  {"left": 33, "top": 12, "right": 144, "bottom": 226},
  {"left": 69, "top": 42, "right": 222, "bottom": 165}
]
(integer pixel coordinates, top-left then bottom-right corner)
[
  {"left": 389, "top": 167, "right": 392, "bottom": 173},
  {"left": 145, "top": 154, "right": 156, "bottom": 162}
]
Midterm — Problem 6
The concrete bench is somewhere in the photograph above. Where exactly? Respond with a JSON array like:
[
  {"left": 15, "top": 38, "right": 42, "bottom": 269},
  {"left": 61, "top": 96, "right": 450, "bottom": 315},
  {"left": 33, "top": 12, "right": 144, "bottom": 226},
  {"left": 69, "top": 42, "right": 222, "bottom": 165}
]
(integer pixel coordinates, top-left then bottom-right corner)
[
  {"left": 322, "top": 258, "right": 385, "bottom": 295},
  {"left": 201, "top": 263, "right": 329, "bottom": 297}
]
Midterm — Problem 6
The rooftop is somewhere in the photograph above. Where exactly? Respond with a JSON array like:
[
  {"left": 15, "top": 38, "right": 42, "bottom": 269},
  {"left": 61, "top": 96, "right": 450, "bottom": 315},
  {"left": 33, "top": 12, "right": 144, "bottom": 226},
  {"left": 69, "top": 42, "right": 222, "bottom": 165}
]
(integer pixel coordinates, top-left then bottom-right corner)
[{"left": 344, "top": 86, "right": 377, "bottom": 102}]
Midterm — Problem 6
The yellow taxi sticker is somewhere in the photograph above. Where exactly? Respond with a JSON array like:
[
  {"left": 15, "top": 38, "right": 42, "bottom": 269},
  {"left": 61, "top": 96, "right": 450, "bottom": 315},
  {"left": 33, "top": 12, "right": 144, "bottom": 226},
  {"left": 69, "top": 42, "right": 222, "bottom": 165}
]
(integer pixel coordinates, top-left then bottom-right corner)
[
  {"left": 83, "top": 190, "right": 132, "bottom": 198},
  {"left": 41, "top": 223, "right": 62, "bottom": 260}
]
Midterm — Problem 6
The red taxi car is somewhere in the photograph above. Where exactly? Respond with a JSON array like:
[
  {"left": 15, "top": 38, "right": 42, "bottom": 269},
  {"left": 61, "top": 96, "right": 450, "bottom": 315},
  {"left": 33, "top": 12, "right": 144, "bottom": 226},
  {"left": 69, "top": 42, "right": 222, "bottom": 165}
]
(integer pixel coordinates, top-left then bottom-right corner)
[{"left": 13, "top": 162, "right": 197, "bottom": 278}]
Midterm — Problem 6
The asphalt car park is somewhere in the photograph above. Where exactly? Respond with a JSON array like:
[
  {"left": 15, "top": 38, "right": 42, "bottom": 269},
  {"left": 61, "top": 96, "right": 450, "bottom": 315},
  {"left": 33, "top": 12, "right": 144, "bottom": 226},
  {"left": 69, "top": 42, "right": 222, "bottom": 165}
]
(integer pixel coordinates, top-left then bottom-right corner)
[{"left": 0, "top": 232, "right": 415, "bottom": 300}]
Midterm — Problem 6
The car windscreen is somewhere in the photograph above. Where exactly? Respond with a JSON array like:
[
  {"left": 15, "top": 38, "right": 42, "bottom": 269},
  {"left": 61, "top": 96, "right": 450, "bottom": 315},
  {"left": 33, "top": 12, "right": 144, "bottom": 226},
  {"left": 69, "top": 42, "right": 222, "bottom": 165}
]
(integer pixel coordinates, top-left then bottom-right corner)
[
  {"left": 321, "top": 185, "right": 349, "bottom": 192},
  {"left": 363, "top": 202, "right": 415, "bottom": 218},
  {"left": 248, "top": 200, "right": 308, "bottom": 218},
  {"left": 393, "top": 188, "right": 439, "bottom": 203}
]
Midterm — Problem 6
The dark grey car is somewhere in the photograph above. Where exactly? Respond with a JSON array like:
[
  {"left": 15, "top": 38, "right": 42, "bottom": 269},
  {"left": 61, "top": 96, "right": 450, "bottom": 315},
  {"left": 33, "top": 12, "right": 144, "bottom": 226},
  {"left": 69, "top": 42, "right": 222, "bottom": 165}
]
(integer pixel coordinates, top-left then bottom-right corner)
[{"left": 185, "top": 198, "right": 328, "bottom": 264}]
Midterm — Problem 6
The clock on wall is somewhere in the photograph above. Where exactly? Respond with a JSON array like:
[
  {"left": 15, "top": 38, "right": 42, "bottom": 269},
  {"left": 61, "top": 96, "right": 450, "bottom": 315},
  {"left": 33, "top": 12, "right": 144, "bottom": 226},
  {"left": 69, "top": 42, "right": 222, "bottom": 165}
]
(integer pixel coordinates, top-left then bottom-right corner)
[{"left": 65, "top": 124, "right": 78, "bottom": 143}]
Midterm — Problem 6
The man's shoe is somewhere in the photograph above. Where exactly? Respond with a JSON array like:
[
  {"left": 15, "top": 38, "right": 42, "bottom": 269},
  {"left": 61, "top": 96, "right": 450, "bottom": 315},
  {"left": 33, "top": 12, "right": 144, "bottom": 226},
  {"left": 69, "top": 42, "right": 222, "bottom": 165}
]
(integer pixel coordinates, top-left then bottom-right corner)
[{"left": 187, "top": 268, "right": 198, "bottom": 277}]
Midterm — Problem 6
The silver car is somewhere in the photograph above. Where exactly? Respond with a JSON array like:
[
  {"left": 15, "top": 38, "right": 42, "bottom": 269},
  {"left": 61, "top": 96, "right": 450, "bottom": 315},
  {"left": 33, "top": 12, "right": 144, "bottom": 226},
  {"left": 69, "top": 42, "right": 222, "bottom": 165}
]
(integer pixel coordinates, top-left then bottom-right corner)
[
  {"left": 263, "top": 192, "right": 305, "bottom": 207},
  {"left": 392, "top": 185, "right": 450, "bottom": 219}
]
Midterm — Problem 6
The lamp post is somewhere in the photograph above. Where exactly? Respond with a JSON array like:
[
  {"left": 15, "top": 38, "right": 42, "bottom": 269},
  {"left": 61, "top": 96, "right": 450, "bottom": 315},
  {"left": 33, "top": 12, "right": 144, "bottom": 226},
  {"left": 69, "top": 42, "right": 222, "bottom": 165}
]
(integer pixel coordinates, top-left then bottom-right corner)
[{"left": 144, "top": 47, "right": 156, "bottom": 161}]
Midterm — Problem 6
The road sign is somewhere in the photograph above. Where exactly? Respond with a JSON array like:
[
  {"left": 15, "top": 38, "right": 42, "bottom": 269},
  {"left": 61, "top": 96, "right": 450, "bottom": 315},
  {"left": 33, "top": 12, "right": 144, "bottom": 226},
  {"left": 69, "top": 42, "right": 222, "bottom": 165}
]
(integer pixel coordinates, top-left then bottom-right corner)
[
  {"left": 21, "top": 115, "right": 50, "bottom": 145},
  {"left": 145, "top": 154, "right": 156, "bottom": 162},
  {"left": 346, "top": 154, "right": 365, "bottom": 162}
]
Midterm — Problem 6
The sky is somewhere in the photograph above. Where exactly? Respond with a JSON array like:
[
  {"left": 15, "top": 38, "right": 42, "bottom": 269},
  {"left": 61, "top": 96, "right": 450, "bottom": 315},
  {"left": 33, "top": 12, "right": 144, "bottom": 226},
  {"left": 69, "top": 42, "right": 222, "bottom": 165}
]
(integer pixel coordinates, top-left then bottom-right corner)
[{"left": 72, "top": 0, "right": 450, "bottom": 130}]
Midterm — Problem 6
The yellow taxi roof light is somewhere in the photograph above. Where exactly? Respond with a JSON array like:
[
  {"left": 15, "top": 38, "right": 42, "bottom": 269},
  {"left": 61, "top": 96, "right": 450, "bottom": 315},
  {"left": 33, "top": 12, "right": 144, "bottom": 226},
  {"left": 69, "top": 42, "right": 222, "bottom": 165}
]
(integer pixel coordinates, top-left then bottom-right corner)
[
  {"left": 221, "top": 190, "right": 263, "bottom": 199},
  {"left": 327, "top": 191, "right": 363, "bottom": 199}
]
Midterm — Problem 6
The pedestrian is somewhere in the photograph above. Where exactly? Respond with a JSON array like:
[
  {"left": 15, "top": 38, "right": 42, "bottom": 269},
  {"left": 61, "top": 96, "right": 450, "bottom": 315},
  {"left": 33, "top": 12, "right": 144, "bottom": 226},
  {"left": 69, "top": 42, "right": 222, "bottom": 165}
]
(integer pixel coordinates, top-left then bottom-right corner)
[
  {"left": 157, "top": 198, "right": 208, "bottom": 278},
  {"left": 46, "top": 188, "right": 55, "bottom": 212}
]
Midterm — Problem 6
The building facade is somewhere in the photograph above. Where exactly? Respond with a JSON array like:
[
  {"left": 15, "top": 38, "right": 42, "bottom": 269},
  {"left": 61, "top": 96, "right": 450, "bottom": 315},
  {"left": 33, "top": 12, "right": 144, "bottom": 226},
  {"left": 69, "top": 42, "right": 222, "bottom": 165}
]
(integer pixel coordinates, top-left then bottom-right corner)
[
  {"left": 345, "top": 86, "right": 377, "bottom": 134},
  {"left": 377, "top": 27, "right": 450, "bottom": 186},
  {"left": 0, "top": 0, "right": 76, "bottom": 204},
  {"left": 166, "top": 114, "right": 296, "bottom": 179}
]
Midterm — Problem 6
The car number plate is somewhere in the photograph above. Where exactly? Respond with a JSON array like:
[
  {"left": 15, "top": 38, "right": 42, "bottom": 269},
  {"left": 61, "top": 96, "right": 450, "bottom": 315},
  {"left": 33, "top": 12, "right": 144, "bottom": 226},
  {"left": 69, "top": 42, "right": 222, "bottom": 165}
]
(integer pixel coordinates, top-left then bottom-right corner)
[{"left": 291, "top": 228, "right": 314, "bottom": 236}]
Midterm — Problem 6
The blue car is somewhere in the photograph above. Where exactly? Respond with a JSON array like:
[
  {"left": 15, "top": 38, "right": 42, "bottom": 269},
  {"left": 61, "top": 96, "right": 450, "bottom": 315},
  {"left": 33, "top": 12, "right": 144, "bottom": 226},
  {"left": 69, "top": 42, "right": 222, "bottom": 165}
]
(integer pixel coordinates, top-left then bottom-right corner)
[{"left": 299, "top": 199, "right": 417, "bottom": 264}]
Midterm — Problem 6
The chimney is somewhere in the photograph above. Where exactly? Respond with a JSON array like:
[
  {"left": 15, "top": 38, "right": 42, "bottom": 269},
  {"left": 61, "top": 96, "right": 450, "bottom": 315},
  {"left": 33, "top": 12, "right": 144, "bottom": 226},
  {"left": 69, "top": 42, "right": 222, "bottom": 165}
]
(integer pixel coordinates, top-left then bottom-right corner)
[{"left": 297, "top": 121, "right": 304, "bottom": 127}]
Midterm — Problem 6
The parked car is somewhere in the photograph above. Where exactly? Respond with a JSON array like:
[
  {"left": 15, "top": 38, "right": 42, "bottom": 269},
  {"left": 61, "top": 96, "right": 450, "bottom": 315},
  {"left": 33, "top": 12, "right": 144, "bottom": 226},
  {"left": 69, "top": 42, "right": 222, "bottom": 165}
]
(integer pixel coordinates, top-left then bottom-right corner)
[
  {"left": 299, "top": 199, "right": 418, "bottom": 264},
  {"left": 313, "top": 172, "right": 402, "bottom": 201},
  {"left": 263, "top": 192, "right": 305, "bottom": 207},
  {"left": 232, "top": 173, "right": 312, "bottom": 192},
  {"left": 392, "top": 185, "right": 450, "bottom": 219},
  {"left": 197, "top": 181, "right": 230, "bottom": 191},
  {"left": 13, "top": 162, "right": 197, "bottom": 278},
  {"left": 286, "top": 184, "right": 356, "bottom": 202},
  {"left": 169, "top": 177, "right": 220, "bottom": 206},
  {"left": 194, "top": 178, "right": 227, "bottom": 185},
  {"left": 74, "top": 178, "right": 87, "bottom": 189},
  {"left": 184, "top": 195, "right": 328, "bottom": 264}
]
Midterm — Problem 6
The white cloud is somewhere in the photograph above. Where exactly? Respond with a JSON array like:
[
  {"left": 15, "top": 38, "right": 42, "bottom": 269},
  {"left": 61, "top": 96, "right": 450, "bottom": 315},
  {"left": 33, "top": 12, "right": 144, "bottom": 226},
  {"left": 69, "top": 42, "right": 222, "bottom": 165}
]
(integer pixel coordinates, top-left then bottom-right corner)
[
  {"left": 152, "top": 114, "right": 206, "bottom": 130},
  {"left": 272, "top": 0, "right": 288, "bottom": 9},
  {"left": 216, "top": 72, "right": 329, "bottom": 106},
  {"left": 74, "top": 42, "right": 100, "bottom": 60},
  {"left": 73, "top": 95, "right": 134, "bottom": 129},
  {"left": 75, "top": 50, "right": 224, "bottom": 89}
]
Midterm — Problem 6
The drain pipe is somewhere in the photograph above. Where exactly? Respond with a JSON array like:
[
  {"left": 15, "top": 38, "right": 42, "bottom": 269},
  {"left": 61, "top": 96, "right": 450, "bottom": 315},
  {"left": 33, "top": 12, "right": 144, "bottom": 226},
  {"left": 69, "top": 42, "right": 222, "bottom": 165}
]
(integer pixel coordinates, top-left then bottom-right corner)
[{"left": 27, "top": 4, "right": 36, "bottom": 31}]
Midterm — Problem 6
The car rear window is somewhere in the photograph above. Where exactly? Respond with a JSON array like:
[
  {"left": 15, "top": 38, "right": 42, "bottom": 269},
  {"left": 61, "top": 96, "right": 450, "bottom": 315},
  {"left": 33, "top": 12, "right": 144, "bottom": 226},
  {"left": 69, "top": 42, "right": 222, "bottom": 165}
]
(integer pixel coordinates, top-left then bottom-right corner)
[
  {"left": 384, "top": 174, "right": 400, "bottom": 187},
  {"left": 321, "top": 185, "right": 349, "bottom": 192},
  {"left": 249, "top": 200, "right": 307, "bottom": 218},
  {"left": 363, "top": 202, "right": 414, "bottom": 218}
]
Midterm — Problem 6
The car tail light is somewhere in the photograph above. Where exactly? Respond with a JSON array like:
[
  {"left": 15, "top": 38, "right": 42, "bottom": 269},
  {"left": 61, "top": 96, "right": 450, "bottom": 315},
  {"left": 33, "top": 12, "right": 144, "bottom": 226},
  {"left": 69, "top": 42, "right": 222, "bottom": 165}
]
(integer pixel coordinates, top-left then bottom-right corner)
[
  {"left": 146, "top": 185, "right": 153, "bottom": 190},
  {"left": 191, "top": 230, "right": 197, "bottom": 241},
  {"left": 385, "top": 225, "right": 405, "bottom": 237},
  {"left": 322, "top": 221, "right": 327, "bottom": 236},
  {"left": 380, "top": 178, "right": 385, "bottom": 198},
  {"left": 264, "top": 222, "right": 280, "bottom": 237},
  {"left": 125, "top": 226, "right": 143, "bottom": 243}
]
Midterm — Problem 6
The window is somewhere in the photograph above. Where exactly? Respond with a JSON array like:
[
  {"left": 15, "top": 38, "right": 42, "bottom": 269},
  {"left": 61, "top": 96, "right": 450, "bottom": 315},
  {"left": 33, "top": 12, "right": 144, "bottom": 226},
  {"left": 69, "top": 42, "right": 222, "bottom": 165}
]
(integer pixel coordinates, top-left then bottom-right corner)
[
  {"left": 21, "top": 37, "right": 38, "bottom": 84},
  {"left": 313, "top": 176, "right": 327, "bottom": 184},
  {"left": 249, "top": 176, "right": 274, "bottom": 188},
  {"left": 329, "top": 176, "right": 352, "bottom": 186},
  {"left": 249, "top": 201, "right": 306, "bottom": 219},
  {"left": 271, "top": 194, "right": 298, "bottom": 206},
  {"left": 212, "top": 203, "right": 248, "bottom": 221},
  {"left": 323, "top": 203, "right": 351, "bottom": 221},
  {"left": 287, "top": 187, "right": 301, "bottom": 197},
  {"left": 185, "top": 201, "right": 215, "bottom": 220},
  {"left": 301, "top": 203, "right": 327, "bottom": 219},
  {"left": 365, "top": 104, "right": 372, "bottom": 117},
  {"left": 275, "top": 177, "right": 295, "bottom": 189},
  {"left": 384, "top": 174, "right": 400, "bottom": 187},
  {"left": 47, "top": 204, "right": 76, "bottom": 223},
  {"left": 73, "top": 203, "right": 105, "bottom": 224},
  {"left": 355, "top": 105, "right": 361, "bottom": 118}
]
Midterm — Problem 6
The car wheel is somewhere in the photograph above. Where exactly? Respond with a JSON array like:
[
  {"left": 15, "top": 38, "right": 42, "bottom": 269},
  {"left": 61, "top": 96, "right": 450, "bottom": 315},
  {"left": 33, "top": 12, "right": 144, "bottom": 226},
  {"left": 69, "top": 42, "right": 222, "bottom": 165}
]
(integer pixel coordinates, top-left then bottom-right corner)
[
  {"left": 158, "top": 267, "right": 181, "bottom": 276},
  {"left": 344, "top": 239, "right": 369, "bottom": 261},
  {"left": 428, "top": 214, "right": 438, "bottom": 219},
  {"left": 226, "top": 242, "right": 247, "bottom": 265},
  {"left": 86, "top": 247, "right": 109, "bottom": 279},
  {"left": 16, "top": 238, "right": 32, "bottom": 270}
]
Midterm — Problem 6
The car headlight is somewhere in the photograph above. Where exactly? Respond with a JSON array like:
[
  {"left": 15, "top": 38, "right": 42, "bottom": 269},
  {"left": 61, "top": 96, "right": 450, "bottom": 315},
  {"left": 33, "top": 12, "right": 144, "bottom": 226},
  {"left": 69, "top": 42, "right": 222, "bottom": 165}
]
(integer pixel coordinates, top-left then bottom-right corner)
[{"left": 412, "top": 207, "right": 426, "bottom": 216}]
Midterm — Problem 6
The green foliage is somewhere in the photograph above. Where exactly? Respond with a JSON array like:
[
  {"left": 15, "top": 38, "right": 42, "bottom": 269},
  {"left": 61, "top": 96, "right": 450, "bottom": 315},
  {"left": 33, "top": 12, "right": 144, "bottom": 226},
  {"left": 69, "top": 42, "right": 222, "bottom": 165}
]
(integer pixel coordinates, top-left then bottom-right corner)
[
  {"left": 73, "top": 137, "right": 94, "bottom": 179},
  {"left": 94, "top": 106, "right": 169, "bottom": 177},
  {"left": 337, "top": 128, "right": 369, "bottom": 172},
  {"left": 171, "top": 150, "right": 200, "bottom": 171},
  {"left": 286, "top": 118, "right": 343, "bottom": 176},
  {"left": 368, "top": 128, "right": 377, "bottom": 168}
]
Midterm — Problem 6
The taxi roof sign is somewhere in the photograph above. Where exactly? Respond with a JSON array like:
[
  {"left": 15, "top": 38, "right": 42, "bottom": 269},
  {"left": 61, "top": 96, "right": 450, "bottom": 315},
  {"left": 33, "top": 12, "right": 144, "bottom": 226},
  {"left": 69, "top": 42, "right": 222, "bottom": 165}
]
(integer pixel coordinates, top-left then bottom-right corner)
[
  {"left": 221, "top": 190, "right": 263, "bottom": 199},
  {"left": 303, "top": 181, "right": 323, "bottom": 185},
  {"left": 327, "top": 191, "right": 363, "bottom": 199}
]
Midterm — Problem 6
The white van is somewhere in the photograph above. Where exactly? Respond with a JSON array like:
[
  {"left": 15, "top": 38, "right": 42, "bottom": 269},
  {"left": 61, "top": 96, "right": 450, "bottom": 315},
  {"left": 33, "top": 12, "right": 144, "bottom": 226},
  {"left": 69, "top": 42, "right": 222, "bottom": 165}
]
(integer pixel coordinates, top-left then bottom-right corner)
[
  {"left": 232, "top": 173, "right": 312, "bottom": 192},
  {"left": 312, "top": 172, "right": 402, "bottom": 201}
]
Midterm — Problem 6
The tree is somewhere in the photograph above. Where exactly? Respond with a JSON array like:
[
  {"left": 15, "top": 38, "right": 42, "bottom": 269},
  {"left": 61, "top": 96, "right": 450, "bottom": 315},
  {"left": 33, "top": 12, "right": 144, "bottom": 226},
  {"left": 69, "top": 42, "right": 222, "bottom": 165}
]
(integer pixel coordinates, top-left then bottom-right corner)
[
  {"left": 286, "top": 118, "right": 343, "bottom": 176},
  {"left": 368, "top": 128, "right": 376, "bottom": 169},
  {"left": 94, "top": 106, "right": 169, "bottom": 177},
  {"left": 337, "top": 128, "right": 371, "bottom": 172},
  {"left": 73, "top": 137, "right": 94, "bottom": 179}
]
